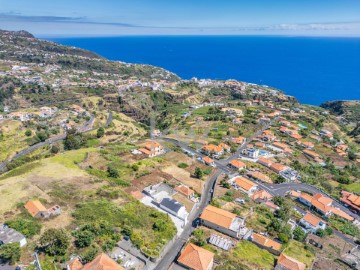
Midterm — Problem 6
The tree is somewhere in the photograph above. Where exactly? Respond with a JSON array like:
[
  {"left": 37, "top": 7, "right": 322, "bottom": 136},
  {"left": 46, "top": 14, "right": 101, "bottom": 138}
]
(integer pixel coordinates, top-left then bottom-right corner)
[
  {"left": 64, "top": 129, "right": 84, "bottom": 150},
  {"left": 36, "top": 131, "right": 48, "bottom": 142},
  {"left": 278, "top": 232, "right": 289, "bottom": 243},
  {"left": 324, "top": 227, "right": 333, "bottom": 236},
  {"left": 107, "top": 166, "right": 119, "bottom": 178},
  {"left": 39, "top": 228, "right": 70, "bottom": 256},
  {"left": 0, "top": 243, "right": 21, "bottom": 264},
  {"left": 274, "top": 175, "right": 286, "bottom": 184},
  {"left": 25, "top": 129, "right": 32, "bottom": 136},
  {"left": 316, "top": 229, "right": 325, "bottom": 237},
  {"left": 273, "top": 196, "right": 285, "bottom": 207},
  {"left": 348, "top": 151, "right": 357, "bottom": 161},
  {"left": 193, "top": 228, "right": 206, "bottom": 246},
  {"left": 97, "top": 127, "right": 105, "bottom": 138},
  {"left": 194, "top": 167, "right": 204, "bottom": 179},
  {"left": 293, "top": 227, "right": 306, "bottom": 241},
  {"left": 74, "top": 230, "right": 95, "bottom": 248},
  {"left": 6, "top": 218, "right": 41, "bottom": 237},
  {"left": 51, "top": 144, "right": 60, "bottom": 154}
]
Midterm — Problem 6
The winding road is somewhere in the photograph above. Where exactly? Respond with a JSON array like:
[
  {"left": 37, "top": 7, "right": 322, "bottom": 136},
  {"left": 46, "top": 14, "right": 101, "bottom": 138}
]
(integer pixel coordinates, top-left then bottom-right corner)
[
  {"left": 155, "top": 120, "right": 358, "bottom": 269},
  {"left": 0, "top": 111, "right": 112, "bottom": 174}
]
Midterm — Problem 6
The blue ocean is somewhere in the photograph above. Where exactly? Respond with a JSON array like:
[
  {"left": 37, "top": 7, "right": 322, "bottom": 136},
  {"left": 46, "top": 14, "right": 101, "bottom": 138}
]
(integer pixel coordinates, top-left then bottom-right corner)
[{"left": 48, "top": 36, "right": 360, "bottom": 105}]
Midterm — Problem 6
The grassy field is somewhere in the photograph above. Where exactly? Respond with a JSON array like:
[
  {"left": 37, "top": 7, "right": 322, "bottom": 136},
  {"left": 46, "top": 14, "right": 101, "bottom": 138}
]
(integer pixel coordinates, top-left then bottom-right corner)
[
  {"left": 232, "top": 241, "right": 276, "bottom": 270},
  {"left": 283, "top": 240, "right": 315, "bottom": 269},
  {"left": 0, "top": 148, "right": 98, "bottom": 217},
  {"left": 344, "top": 183, "right": 360, "bottom": 194},
  {"left": 0, "top": 120, "right": 29, "bottom": 162}
]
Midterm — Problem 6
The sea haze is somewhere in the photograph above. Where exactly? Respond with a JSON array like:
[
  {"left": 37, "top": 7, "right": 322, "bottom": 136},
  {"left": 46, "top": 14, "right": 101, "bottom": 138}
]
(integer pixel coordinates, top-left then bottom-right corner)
[{"left": 48, "top": 36, "right": 360, "bottom": 105}]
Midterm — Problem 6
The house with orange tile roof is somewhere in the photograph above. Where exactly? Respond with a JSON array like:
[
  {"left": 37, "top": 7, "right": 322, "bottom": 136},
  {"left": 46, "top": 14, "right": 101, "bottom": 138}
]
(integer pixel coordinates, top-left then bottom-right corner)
[
  {"left": 250, "top": 233, "right": 282, "bottom": 255},
  {"left": 175, "top": 185, "right": 195, "bottom": 200},
  {"left": 233, "top": 176, "right": 258, "bottom": 196},
  {"left": 139, "top": 140, "right": 164, "bottom": 158},
  {"left": 67, "top": 253, "right": 124, "bottom": 270},
  {"left": 311, "top": 193, "right": 333, "bottom": 216},
  {"left": 24, "top": 200, "right": 61, "bottom": 219},
  {"left": 303, "top": 149, "right": 320, "bottom": 160},
  {"left": 231, "top": 136, "right": 246, "bottom": 145},
  {"left": 272, "top": 142, "right": 292, "bottom": 153},
  {"left": 290, "top": 133, "right": 303, "bottom": 139},
  {"left": 270, "top": 163, "right": 288, "bottom": 174},
  {"left": 247, "top": 171, "right": 273, "bottom": 184},
  {"left": 203, "top": 156, "right": 215, "bottom": 167},
  {"left": 201, "top": 144, "right": 224, "bottom": 158},
  {"left": 251, "top": 189, "right": 273, "bottom": 201},
  {"left": 341, "top": 191, "right": 360, "bottom": 213},
  {"left": 299, "top": 212, "right": 326, "bottom": 234},
  {"left": 298, "top": 193, "right": 313, "bottom": 207},
  {"left": 228, "top": 159, "right": 246, "bottom": 171},
  {"left": 257, "top": 157, "right": 273, "bottom": 168},
  {"left": 329, "top": 207, "right": 354, "bottom": 221},
  {"left": 289, "top": 190, "right": 301, "bottom": 198},
  {"left": 218, "top": 143, "right": 231, "bottom": 153},
  {"left": 200, "top": 205, "right": 246, "bottom": 239},
  {"left": 297, "top": 141, "right": 314, "bottom": 149},
  {"left": 298, "top": 192, "right": 355, "bottom": 221},
  {"left": 177, "top": 243, "right": 214, "bottom": 270},
  {"left": 275, "top": 253, "right": 306, "bottom": 270},
  {"left": 259, "top": 133, "right": 276, "bottom": 142}
]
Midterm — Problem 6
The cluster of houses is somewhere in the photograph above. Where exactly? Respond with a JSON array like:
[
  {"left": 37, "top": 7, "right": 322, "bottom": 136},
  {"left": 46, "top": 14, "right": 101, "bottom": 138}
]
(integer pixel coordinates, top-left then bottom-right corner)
[
  {"left": 291, "top": 191, "right": 355, "bottom": 222},
  {"left": 0, "top": 106, "right": 58, "bottom": 122},
  {"left": 174, "top": 204, "right": 307, "bottom": 270},
  {"left": 257, "top": 157, "right": 300, "bottom": 181}
]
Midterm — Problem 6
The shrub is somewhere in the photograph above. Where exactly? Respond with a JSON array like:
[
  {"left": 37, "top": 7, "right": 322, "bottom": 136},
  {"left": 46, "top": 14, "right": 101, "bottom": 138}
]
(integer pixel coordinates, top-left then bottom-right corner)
[
  {"left": 178, "top": 163, "right": 188, "bottom": 169},
  {"left": 6, "top": 218, "right": 42, "bottom": 237}
]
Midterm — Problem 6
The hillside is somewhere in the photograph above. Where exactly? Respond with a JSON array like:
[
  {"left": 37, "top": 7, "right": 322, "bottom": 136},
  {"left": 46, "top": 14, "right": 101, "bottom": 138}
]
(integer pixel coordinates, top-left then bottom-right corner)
[{"left": 320, "top": 100, "right": 360, "bottom": 123}]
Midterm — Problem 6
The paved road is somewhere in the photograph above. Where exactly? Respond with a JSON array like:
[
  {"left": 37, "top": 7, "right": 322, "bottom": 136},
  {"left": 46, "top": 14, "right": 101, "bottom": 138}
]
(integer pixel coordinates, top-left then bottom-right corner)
[
  {"left": 0, "top": 111, "right": 112, "bottom": 174},
  {"left": 154, "top": 170, "right": 223, "bottom": 270},
  {"left": 158, "top": 125, "right": 358, "bottom": 269},
  {"left": 155, "top": 125, "right": 267, "bottom": 270}
]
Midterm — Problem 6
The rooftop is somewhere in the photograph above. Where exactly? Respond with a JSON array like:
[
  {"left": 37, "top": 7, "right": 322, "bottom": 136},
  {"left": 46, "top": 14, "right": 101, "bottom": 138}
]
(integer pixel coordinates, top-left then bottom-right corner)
[{"left": 177, "top": 243, "right": 214, "bottom": 270}]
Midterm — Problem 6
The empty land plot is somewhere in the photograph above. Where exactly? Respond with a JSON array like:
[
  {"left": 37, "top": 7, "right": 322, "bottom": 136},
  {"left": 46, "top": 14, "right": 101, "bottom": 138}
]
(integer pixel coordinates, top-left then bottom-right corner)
[{"left": 162, "top": 164, "right": 204, "bottom": 193}]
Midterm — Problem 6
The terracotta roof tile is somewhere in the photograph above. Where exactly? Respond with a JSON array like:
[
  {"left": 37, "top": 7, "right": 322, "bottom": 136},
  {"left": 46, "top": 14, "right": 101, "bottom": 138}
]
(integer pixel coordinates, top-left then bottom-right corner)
[
  {"left": 24, "top": 200, "right": 47, "bottom": 217},
  {"left": 200, "top": 205, "right": 236, "bottom": 229},
  {"left": 177, "top": 243, "right": 214, "bottom": 270},
  {"left": 229, "top": 159, "right": 246, "bottom": 169},
  {"left": 330, "top": 207, "right": 354, "bottom": 221},
  {"left": 303, "top": 212, "right": 325, "bottom": 227},
  {"left": 82, "top": 253, "right": 124, "bottom": 270},
  {"left": 175, "top": 185, "right": 194, "bottom": 197},
  {"left": 248, "top": 171, "right": 273, "bottom": 184},
  {"left": 277, "top": 253, "right": 306, "bottom": 270},
  {"left": 252, "top": 233, "right": 282, "bottom": 251},
  {"left": 234, "top": 177, "right": 257, "bottom": 191},
  {"left": 203, "top": 156, "right": 214, "bottom": 164}
]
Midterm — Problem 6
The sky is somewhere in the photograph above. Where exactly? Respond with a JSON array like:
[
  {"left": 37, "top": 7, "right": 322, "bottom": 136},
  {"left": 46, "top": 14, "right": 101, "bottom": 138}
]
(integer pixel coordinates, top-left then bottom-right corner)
[{"left": 0, "top": 0, "right": 360, "bottom": 37}]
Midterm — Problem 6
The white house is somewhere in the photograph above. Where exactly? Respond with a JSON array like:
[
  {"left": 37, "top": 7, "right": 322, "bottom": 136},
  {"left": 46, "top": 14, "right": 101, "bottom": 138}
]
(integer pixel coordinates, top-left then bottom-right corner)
[
  {"left": 299, "top": 212, "right": 326, "bottom": 234},
  {"left": 159, "top": 198, "right": 188, "bottom": 224},
  {"left": 0, "top": 224, "right": 27, "bottom": 247},
  {"left": 241, "top": 147, "right": 260, "bottom": 159}
]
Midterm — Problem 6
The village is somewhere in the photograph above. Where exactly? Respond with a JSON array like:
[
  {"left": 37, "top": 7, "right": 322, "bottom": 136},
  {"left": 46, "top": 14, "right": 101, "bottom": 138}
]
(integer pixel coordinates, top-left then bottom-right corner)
[{"left": 0, "top": 30, "right": 360, "bottom": 270}]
